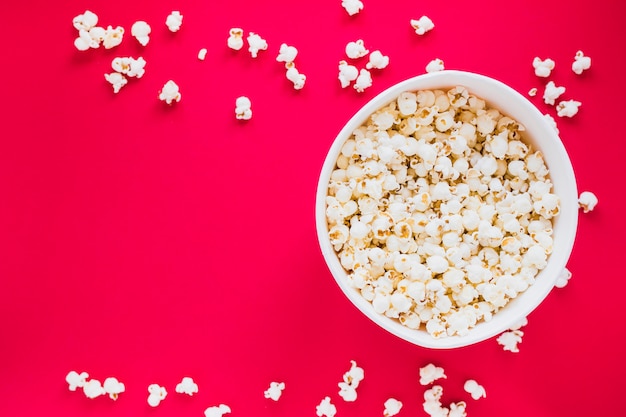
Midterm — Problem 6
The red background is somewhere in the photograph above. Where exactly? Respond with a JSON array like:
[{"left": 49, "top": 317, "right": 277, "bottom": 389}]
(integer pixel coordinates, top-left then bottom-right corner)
[{"left": 1, "top": 1, "right": 625, "bottom": 416}]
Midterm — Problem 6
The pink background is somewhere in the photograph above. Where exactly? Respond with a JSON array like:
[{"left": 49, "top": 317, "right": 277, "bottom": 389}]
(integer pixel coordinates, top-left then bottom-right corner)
[{"left": 1, "top": 1, "right": 625, "bottom": 416}]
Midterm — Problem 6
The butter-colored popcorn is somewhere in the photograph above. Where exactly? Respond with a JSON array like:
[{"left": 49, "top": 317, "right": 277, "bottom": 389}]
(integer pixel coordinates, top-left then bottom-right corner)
[
  {"left": 73, "top": 10, "right": 98, "bottom": 31},
  {"left": 383, "top": 398, "right": 403, "bottom": 417},
  {"left": 419, "top": 363, "right": 446, "bottom": 385},
  {"left": 285, "top": 63, "right": 306, "bottom": 90},
  {"left": 175, "top": 377, "right": 198, "bottom": 396},
  {"left": 83, "top": 379, "right": 105, "bottom": 399},
  {"left": 342, "top": 0, "right": 364, "bottom": 16},
  {"left": 102, "top": 25, "right": 124, "bottom": 49},
  {"left": 104, "top": 72, "right": 127, "bottom": 93},
  {"left": 411, "top": 16, "right": 434, "bottom": 35},
  {"left": 543, "top": 81, "right": 565, "bottom": 105},
  {"left": 147, "top": 384, "right": 167, "bottom": 407},
  {"left": 346, "top": 39, "right": 369, "bottom": 59},
  {"left": 66, "top": 371, "right": 89, "bottom": 391},
  {"left": 131, "top": 21, "right": 151, "bottom": 46},
  {"left": 366, "top": 50, "right": 389, "bottom": 70},
  {"left": 276, "top": 43, "right": 298, "bottom": 63},
  {"left": 425, "top": 58, "right": 444, "bottom": 73},
  {"left": 532, "top": 57, "right": 555, "bottom": 77},
  {"left": 497, "top": 329, "right": 523, "bottom": 352},
  {"left": 103, "top": 377, "right": 125, "bottom": 400},
  {"left": 204, "top": 404, "right": 231, "bottom": 417},
  {"left": 338, "top": 61, "right": 359, "bottom": 88},
  {"left": 198, "top": 48, "right": 208, "bottom": 60},
  {"left": 235, "top": 96, "right": 252, "bottom": 120},
  {"left": 528, "top": 87, "right": 538, "bottom": 97},
  {"left": 264, "top": 382, "right": 285, "bottom": 401},
  {"left": 227, "top": 28, "right": 245, "bottom": 50},
  {"left": 159, "top": 80, "right": 181, "bottom": 104},
  {"left": 166, "top": 11, "right": 183, "bottom": 32},
  {"left": 556, "top": 99, "right": 581, "bottom": 117},
  {"left": 354, "top": 69, "right": 372, "bottom": 92},
  {"left": 572, "top": 50, "right": 591, "bottom": 74},
  {"left": 247, "top": 32, "right": 268, "bottom": 58},
  {"left": 316, "top": 396, "right": 337, "bottom": 417},
  {"left": 463, "top": 379, "right": 486, "bottom": 400}
]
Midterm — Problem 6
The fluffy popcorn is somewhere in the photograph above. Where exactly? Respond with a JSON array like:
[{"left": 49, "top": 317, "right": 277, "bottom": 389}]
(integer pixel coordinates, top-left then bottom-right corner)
[
  {"left": 83, "top": 379, "right": 105, "bottom": 399},
  {"left": 497, "top": 329, "right": 523, "bottom": 352},
  {"left": 528, "top": 87, "right": 538, "bottom": 97},
  {"left": 463, "top": 379, "right": 486, "bottom": 400},
  {"left": 410, "top": 16, "right": 434, "bottom": 35},
  {"left": 572, "top": 50, "right": 591, "bottom": 74},
  {"left": 198, "top": 48, "right": 208, "bottom": 60},
  {"left": 423, "top": 385, "right": 447, "bottom": 417},
  {"left": 543, "top": 81, "right": 565, "bottom": 105},
  {"left": 73, "top": 10, "right": 98, "bottom": 31},
  {"left": 104, "top": 72, "right": 127, "bottom": 93},
  {"left": 554, "top": 268, "right": 572, "bottom": 288},
  {"left": 166, "top": 11, "right": 183, "bottom": 32},
  {"left": 532, "top": 57, "right": 555, "bottom": 77},
  {"left": 419, "top": 363, "right": 446, "bottom": 385},
  {"left": 102, "top": 26, "right": 124, "bottom": 49},
  {"left": 247, "top": 32, "right": 268, "bottom": 58},
  {"left": 66, "top": 371, "right": 89, "bottom": 391},
  {"left": 338, "top": 60, "right": 359, "bottom": 88},
  {"left": 384, "top": 398, "right": 403, "bottom": 417},
  {"left": 103, "top": 377, "right": 125, "bottom": 400},
  {"left": 175, "top": 377, "right": 198, "bottom": 396},
  {"left": 338, "top": 382, "right": 358, "bottom": 401},
  {"left": 159, "top": 80, "right": 181, "bottom": 104},
  {"left": 131, "top": 21, "right": 151, "bottom": 46},
  {"left": 235, "top": 96, "right": 252, "bottom": 120},
  {"left": 342, "top": 0, "right": 364, "bottom": 16},
  {"left": 345, "top": 39, "right": 369, "bottom": 59},
  {"left": 343, "top": 360, "right": 365, "bottom": 386},
  {"left": 264, "top": 382, "right": 285, "bottom": 401},
  {"left": 354, "top": 69, "right": 372, "bottom": 92},
  {"left": 285, "top": 63, "right": 306, "bottom": 90},
  {"left": 578, "top": 191, "right": 598, "bottom": 213},
  {"left": 316, "top": 396, "right": 337, "bottom": 417},
  {"left": 448, "top": 402, "right": 467, "bottom": 417},
  {"left": 74, "top": 29, "right": 97, "bottom": 51},
  {"left": 112, "top": 56, "right": 146, "bottom": 78},
  {"left": 227, "top": 28, "right": 244, "bottom": 50},
  {"left": 425, "top": 58, "right": 444, "bottom": 73},
  {"left": 556, "top": 99, "right": 581, "bottom": 117},
  {"left": 276, "top": 43, "right": 298, "bottom": 63},
  {"left": 366, "top": 50, "right": 389, "bottom": 70},
  {"left": 147, "top": 384, "right": 167, "bottom": 407},
  {"left": 204, "top": 404, "right": 231, "bottom": 417}
]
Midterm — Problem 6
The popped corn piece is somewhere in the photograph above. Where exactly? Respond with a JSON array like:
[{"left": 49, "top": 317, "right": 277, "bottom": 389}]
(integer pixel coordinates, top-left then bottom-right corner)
[
  {"left": 316, "top": 396, "right": 337, "bottom": 417},
  {"left": 463, "top": 379, "right": 486, "bottom": 400},
  {"left": 147, "top": 384, "right": 167, "bottom": 407},
  {"left": 410, "top": 16, "right": 434, "bottom": 35},
  {"left": 104, "top": 72, "right": 127, "bottom": 93},
  {"left": 204, "top": 404, "right": 231, "bottom": 417},
  {"left": 159, "top": 80, "right": 181, "bottom": 104},
  {"left": 83, "top": 379, "right": 106, "bottom": 399},
  {"left": 235, "top": 96, "right": 252, "bottom": 120},
  {"left": 554, "top": 267, "right": 572, "bottom": 288},
  {"left": 227, "top": 28, "right": 244, "bottom": 50},
  {"left": 528, "top": 87, "right": 538, "bottom": 97},
  {"left": 532, "top": 57, "right": 555, "bottom": 77},
  {"left": 111, "top": 56, "right": 146, "bottom": 78},
  {"left": 354, "top": 69, "right": 372, "bottom": 92},
  {"left": 103, "top": 377, "right": 125, "bottom": 400},
  {"left": 384, "top": 398, "right": 403, "bottom": 417},
  {"left": 74, "top": 29, "right": 97, "bottom": 51},
  {"left": 419, "top": 363, "right": 446, "bottom": 385},
  {"left": 578, "top": 191, "right": 598, "bottom": 213},
  {"left": 343, "top": 360, "right": 365, "bottom": 386},
  {"left": 175, "top": 377, "right": 198, "bottom": 396},
  {"left": 73, "top": 10, "right": 98, "bottom": 31},
  {"left": 425, "top": 58, "right": 444, "bottom": 73},
  {"left": 264, "top": 382, "right": 285, "bottom": 401},
  {"left": 423, "top": 385, "right": 447, "bottom": 417},
  {"left": 247, "top": 32, "right": 268, "bottom": 58},
  {"left": 338, "top": 382, "right": 358, "bottom": 401},
  {"left": 198, "top": 48, "right": 208, "bottom": 60},
  {"left": 342, "top": 0, "right": 364, "bottom": 16},
  {"left": 496, "top": 329, "right": 523, "bottom": 352},
  {"left": 338, "top": 60, "right": 359, "bottom": 88},
  {"left": 346, "top": 39, "right": 369, "bottom": 59},
  {"left": 102, "top": 25, "right": 124, "bottom": 49},
  {"left": 448, "top": 401, "right": 467, "bottom": 417},
  {"left": 285, "top": 62, "right": 306, "bottom": 90},
  {"left": 276, "top": 43, "right": 298, "bottom": 63},
  {"left": 556, "top": 99, "right": 581, "bottom": 117},
  {"left": 131, "top": 21, "right": 151, "bottom": 46},
  {"left": 66, "top": 371, "right": 89, "bottom": 391},
  {"left": 366, "top": 50, "right": 389, "bottom": 70},
  {"left": 572, "top": 50, "right": 591, "bottom": 74},
  {"left": 543, "top": 81, "right": 565, "bottom": 105},
  {"left": 166, "top": 11, "right": 183, "bottom": 32}
]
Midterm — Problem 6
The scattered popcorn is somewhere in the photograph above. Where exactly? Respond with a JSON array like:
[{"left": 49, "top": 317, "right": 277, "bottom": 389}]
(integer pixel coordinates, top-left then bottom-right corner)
[
  {"left": 83, "top": 379, "right": 106, "bottom": 399},
  {"left": 247, "top": 32, "right": 268, "bottom": 58},
  {"left": 578, "top": 191, "right": 598, "bottom": 213},
  {"left": 510, "top": 316, "right": 528, "bottom": 331},
  {"left": 276, "top": 43, "right": 298, "bottom": 64},
  {"left": 366, "top": 50, "right": 389, "bottom": 70},
  {"left": 354, "top": 68, "right": 372, "bottom": 92},
  {"left": 556, "top": 99, "right": 581, "bottom": 117},
  {"left": 572, "top": 50, "right": 591, "bottom": 75},
  {"left": 338, "top": 60, "right": 359, "bottom": 88},
  {"left": 425, "top": 58, "right": 445, "bottom": 73},
  {"left": 419, "top": 363, "right": 446, "bottom": 385},
  {"left": 198, "top": 48, "right": 208, "bottom": 60},
  {"left": 227, "top": 28, "right": 245, "bottom": 50},
  {"left": 73, "top": 10, "right": 98, "bottom": 31},
  {"left": 384, "top": 398, "right": 403, "bottom": 417},
  {"left": 448, "top": 401, "right": 467, "bottom": 417},
  {"left": 104, "top": 72, "right": 127, "bottom": 93},
  {"left": 463, "top": 379, "right": 486, "bottom": 400},
  {"left": 497, "top": 329, "right": 524, "bottom": 352},
  {"left": 345, "top": 39, "right": 369, "bottom": 59},
  {"left": 131, "top": 21, "right": 151, "bottom": 46},
  {"left": 66, "top": 371, "right": 89, "bottom": 391},
  {"left": 532, "top": 57, "right": 555, "bottom": 77},
  {"left": 285, "top": 62, "right": 306, "bottom": 90},
  {"left": 204, "top": 404, "right": 231, "bottom": 417},
  {"left": 102, "top": 25, "right": 124, "bottom": 49},
  {"left": 264, "top": 382, "right": 285, "bottom": 401},
  {"left": 543, "top": 81, "right": 565, "bottom": 105},
  {"left": 528, "top": 87, "right": 537, "bottom": 97},
  {"left": 74, "top": 29, "right": 98, "bottom": 51},
  {"left": 338, "top": 382, "right": 358, "bottom": 401},
  {"left": 175, "top": 377, "right": 198, "bottom": 396},
  {"left": 338, "top": 360, "right": 364, "bottom": 401},
  {"left": 111, "top": 56, "right": 146, "bottom": 78},
  {"left": 147, "top": 384, "right": 167, "bottom": 407},
  {"left": 316, "top": 396, "right": 337, "bottom": 417},
  {"left": 166, "top": 11, "right": 183, "bottom": 32},
  {"left": 410, "top": 16, "right": 434, "bottom": 35},
  {"left": 103, "top": 377, "right": 125, "bottom": 400},
  {"left": 555, "top": 267, "right": 572, "bottom": 288},
  {"left": 235, "top": 96, "right": 252, "bottom": 120},
  {"left": 342, "top": 0, "right": 364, "bottom": 16},
  {"left": 159, "top": 80, "right": 181, "bottom": 104},
  {"left": 423, "top": 385, "right": 447, "bottom": 417}
]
